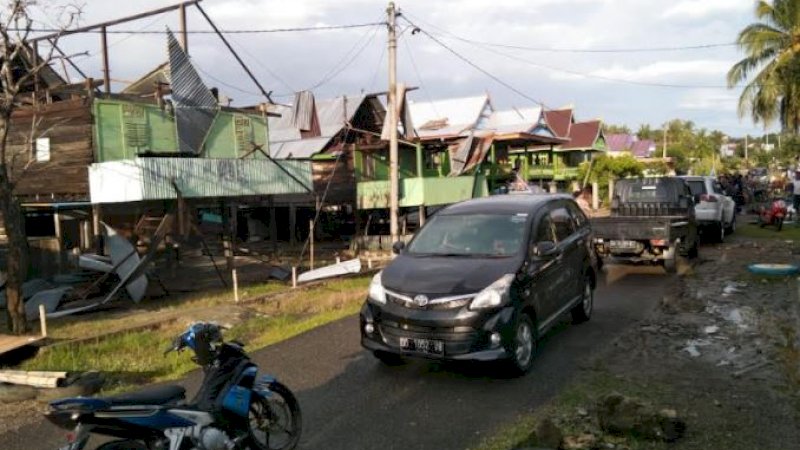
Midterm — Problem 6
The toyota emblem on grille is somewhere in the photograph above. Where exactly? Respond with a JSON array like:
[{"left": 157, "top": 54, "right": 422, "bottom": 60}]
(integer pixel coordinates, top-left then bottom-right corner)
[{"left": 413, "top": 295, "right": 429, "bottom": 307}]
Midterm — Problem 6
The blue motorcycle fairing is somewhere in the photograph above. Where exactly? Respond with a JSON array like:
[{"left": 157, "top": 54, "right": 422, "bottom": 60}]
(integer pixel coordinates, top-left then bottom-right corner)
[
  {"left": 117, "top": 409, "right": 197, "bottom": 430},
  {"left": 50, "top": 397, "right": 111, "bottom": 412}
]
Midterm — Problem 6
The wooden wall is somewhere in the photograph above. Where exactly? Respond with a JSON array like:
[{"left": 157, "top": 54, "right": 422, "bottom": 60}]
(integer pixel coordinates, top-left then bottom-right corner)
[
  {"left": 312, "top": 156, "right": 355, "bottom": 206},
  {"left": 8, "top": 98, "right": 94, "bottom": 201}
]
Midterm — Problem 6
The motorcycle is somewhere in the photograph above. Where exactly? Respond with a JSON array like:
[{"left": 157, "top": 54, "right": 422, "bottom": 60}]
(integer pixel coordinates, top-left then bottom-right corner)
[
  {"left": 45, "top": 322, "right": 302, "bottom": 450},
  {"left": 759, "top": 198, "right": 788, "bottom": 231}
]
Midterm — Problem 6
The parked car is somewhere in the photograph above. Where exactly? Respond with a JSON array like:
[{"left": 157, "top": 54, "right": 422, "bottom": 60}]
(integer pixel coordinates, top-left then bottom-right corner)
[
  {"left": 591, "top": 177, "right": 699, "bottom": 274},
  {"left": 360, "top": 194, "right": 598, "bottom": 375},
  {"left": 678, "top": 175, "right": 736, "bottom": 242}
]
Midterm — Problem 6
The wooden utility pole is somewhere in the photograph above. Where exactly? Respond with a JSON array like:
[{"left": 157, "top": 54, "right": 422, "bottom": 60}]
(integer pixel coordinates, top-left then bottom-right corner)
[
  {"left": 387, "top": 2, "right": 399, "bottom": 243},
  {"left": 179, "top": 2, "right": 188, "bottom": 51},
  {"left": 101, "top": 26, "right": 110, "bottom": 95}
]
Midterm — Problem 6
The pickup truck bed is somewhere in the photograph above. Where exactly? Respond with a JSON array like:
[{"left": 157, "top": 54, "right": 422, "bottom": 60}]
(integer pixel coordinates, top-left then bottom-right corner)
[{"left": 590, "top": 216, "right": 690, "bottom": 242}]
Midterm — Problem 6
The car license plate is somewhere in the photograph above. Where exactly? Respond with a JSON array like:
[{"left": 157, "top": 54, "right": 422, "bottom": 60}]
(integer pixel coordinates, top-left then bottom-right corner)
[
  {"left": 610, "top": 240, "right": 637, "bottom": 248},
  {"left": 399, "top": 337, "right": 444, "bottom": 355}
]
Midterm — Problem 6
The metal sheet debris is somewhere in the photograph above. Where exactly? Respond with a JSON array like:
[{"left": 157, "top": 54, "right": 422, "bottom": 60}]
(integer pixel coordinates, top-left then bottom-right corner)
[
  {"left": 167, "top": 30, "right": 219, "bottom": 155},
  {"left": 79, "top": 254, "right": 113, "bottom": 273},
  {"left": 25, "top": 287, "right": 72, "bottom": 320},
  {"left": 297, "top": 258, "right": 362, "bottom": 283},
  {"left": 104, "top": 224, "right": 148, "bottom": 303}
]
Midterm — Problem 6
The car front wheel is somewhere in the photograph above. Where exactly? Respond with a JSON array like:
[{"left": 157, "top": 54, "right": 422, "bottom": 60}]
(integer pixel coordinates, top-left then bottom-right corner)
[{"left": 506, "top": 314, "right": 537, "bottom": 375}]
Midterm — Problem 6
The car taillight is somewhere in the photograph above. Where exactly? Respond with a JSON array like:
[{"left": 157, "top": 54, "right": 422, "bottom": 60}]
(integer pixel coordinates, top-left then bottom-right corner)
[
  {"left": 650, "top": 239, "right": 667, "bottom": 246},
  {"left": 700, "top": 194, "right": 718, "bottom": 202}
]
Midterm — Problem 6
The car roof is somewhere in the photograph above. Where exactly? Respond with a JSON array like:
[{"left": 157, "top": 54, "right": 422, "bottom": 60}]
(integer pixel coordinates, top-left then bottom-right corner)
[{"left": 440, "top": 193, "right": 570, "bottom": 216}]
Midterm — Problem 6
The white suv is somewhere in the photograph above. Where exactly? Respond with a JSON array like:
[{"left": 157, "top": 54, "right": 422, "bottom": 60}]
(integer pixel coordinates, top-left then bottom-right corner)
[{"left": 679, "top": 176, "right": 736, "bottom": 242}]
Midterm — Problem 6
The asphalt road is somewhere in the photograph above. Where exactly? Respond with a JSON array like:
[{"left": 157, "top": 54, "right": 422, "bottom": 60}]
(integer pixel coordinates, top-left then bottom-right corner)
[{"left": 4, "top": 265, "right": 668, "bottom": 450}]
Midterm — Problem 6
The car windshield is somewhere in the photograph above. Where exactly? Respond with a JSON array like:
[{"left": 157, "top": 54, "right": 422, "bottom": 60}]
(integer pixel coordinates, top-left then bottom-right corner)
[{"left": 406, "top": 213, "right": 528, "bottom": 257}]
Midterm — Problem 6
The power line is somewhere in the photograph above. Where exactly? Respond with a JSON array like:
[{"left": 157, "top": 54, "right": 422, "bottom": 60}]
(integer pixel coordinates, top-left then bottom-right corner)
[
  {"left": 226, "top": 33, "right": 297, "bottom": 94},
  {"left": 306, "top": 23, "right": 382, "bottom": 91},
  {"left": 402, "top": 34, "right": 439, "bottom": 117},
  {"left": 401, "top": 17, "right": 547, "bottom": 107},
  {"left": 403, "top": 11, "right": 735, "bottom": 53},
  {"left": 23, "top": 22, "right": 385, "bottom": 35}
]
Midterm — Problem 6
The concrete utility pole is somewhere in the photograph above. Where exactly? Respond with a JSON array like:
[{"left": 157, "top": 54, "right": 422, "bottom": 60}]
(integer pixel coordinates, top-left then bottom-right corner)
[{"left": 387, "top": 2, "right": 400, "bottom": 243}]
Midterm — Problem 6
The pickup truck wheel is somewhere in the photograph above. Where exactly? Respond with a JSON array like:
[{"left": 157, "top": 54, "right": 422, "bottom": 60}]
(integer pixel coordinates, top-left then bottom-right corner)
[
  {"left": 714, "top": 222, "right": 725, "bottom": 243},
  {"left": 725, "top": 214, "right": 736, "bottom": 234},
  {"left": 571, "top": 278, "right": 593, "bottom": 324}
]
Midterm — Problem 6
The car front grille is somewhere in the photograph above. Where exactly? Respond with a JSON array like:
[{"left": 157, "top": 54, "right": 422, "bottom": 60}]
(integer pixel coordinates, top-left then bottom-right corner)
[{"left": 386, "top": 290, "right": 474, "bottom": 310}]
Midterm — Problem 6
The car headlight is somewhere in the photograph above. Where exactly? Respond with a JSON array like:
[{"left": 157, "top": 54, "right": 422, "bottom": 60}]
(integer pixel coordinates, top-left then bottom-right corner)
[
  {"left": 469, "top": 274, "right": 515, "bottom": 310},
  {"left": 368, "top": 272, "right": 386, "bottom": 304}
]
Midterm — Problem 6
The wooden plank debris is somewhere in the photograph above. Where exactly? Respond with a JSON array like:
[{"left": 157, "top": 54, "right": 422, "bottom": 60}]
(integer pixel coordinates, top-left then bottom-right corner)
[
  {"left": 0, "top": 334, "right": 45, "bottom": 357},
  {"left": 0, "top": 370, "right": 67, "bottom": 388}
]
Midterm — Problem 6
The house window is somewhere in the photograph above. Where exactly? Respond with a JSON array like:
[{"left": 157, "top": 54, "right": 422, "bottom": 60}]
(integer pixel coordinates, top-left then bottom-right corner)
[
  {"left": 234, "top": 115, "right": 253, "bottom": 155},
  {"left": 122, "top": 103, "right": 149, "bottom": 152},
  {"left": 35, "top": 137, "right": 50, "bottom": 162}
]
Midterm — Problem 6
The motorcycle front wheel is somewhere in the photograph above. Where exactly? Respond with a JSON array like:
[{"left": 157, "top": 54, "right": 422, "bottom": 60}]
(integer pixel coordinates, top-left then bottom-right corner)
[{"left": 248, "top": 381, "right": 302, "bottom": 450}]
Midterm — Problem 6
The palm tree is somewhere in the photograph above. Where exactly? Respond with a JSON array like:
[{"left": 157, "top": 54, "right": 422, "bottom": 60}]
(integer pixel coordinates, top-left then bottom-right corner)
[{"left": 727, "top": 0, "right": 800, "bottom": 133}]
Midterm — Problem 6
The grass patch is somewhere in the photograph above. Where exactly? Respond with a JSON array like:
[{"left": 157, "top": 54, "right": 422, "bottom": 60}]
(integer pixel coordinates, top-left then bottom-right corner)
[
  {"left": 736, "top": 222, "right": 800, "bottom": 241},
  {"left": 20, "top": 276, "right": 370, "bottom": 393}
]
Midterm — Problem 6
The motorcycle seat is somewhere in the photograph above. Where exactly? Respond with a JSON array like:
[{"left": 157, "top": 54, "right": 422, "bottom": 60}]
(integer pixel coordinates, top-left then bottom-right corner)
[{"left": 101, "top": 384, "right": 186, "bottom": 406}]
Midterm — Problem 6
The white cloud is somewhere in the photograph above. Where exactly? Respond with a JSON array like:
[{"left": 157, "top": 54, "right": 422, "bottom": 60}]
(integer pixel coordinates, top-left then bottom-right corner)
[
  {"left": 662, "top": 0, "right": 751, "bottom": 20},
  {"left": 679, "top": 90, "right": 739, "bottom": 112},
  {"left": 590, "top": 60, "right": 731, "bottom": 81}
]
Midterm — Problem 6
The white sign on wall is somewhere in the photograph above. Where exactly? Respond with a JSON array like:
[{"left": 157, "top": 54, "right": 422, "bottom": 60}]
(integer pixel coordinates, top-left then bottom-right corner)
[{"left": 35, "top": 137, "right": 50, "bottom": 162}]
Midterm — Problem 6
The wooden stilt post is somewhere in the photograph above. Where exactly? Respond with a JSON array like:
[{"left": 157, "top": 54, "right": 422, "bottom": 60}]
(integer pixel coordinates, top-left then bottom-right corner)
[
  {"left": 92, "top": 203, "right": 102, "bottom": 254},
  {"left": 269, "top": 196, "right": 277, "bottom": 252},
  {"left": 101, "top": 26, "right": 110, "bottom": 95},
  {"left": 39, "top": 304, "right": 47, "bottom": 338},
  {"left": 309, "top": 220, "right": 315, "bottom": 270},
  {"left": 232, "top": 269, "right": 239, "bottom": 303},
  {"left": 289, "top": 203, "right": 297, "bottom": 247},
  {"left": 292, "top": 266, "right": 297, "bottom": 288},
  {"left": 592, "top": 181, "right": 600, "bottom": 210}
]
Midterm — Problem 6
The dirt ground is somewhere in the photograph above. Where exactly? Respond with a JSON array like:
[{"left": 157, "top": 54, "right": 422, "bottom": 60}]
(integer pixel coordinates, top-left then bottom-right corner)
[{"left": 507, "top": 229, "right": 800, "bottom": 450}]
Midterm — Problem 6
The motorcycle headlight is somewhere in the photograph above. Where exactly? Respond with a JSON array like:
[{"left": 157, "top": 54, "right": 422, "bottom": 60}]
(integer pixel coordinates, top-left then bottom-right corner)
[
  {"left": 368, "top": 272, "right": 387, "bottom": 304},
  {"left": 469, "top": 274, "right": 515, "bottom": 310}
]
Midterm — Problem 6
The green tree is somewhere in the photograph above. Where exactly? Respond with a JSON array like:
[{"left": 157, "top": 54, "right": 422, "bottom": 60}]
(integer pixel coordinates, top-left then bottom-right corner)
[{"left": 727, "top": 0, "right": 800, "bottom": 132}]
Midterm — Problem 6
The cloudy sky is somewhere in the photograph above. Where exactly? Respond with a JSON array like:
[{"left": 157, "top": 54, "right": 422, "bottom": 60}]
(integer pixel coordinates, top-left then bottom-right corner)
[{"left": 32, "top": 0, "right": 770, "bottom": 137}]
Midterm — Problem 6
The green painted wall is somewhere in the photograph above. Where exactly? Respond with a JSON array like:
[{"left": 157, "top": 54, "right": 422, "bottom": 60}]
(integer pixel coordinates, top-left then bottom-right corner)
[
  {"left": 93, "top": 99, "right": 268, "bottom": 162},
  {"left": 357, "top": 174, "right": 488, "bottom": 209}
]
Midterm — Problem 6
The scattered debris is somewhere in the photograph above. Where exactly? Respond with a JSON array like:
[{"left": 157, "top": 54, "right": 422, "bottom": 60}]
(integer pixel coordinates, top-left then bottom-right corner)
[
  {"left": 596, "top": 393, "right": 686, "bottom": 442},
  {"left": 534, "top": 418, "right": 563, "bottom": 449},
  {"left": 704, "top": 325, "right": 719, "bottom": 335},
  {"left": 684, "top": 345, "right": 701, "bottom": 357},
  {"left": 269, "top": 266, "right": 292, "bottom": 281},
  {"left": 0, "top": 371, "right": 67, "bottom": 389},
  {"left": 297, "top": 258, "right": 361, "bottom": 283},
  {"left": 24, "top": 287, "right": 71, "bottom": 320}
]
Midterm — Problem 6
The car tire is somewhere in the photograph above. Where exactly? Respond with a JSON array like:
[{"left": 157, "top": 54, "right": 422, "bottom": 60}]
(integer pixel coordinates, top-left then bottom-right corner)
[
  {"left": 715, "top": 222, "right": 725, "bottom": 243},
  {"left": 373, "top": 350, "right": 405, "bottom": 366},
  {"left": 725, "top": 214, "right": 736, "bottom": 234},
  {"left": 506, "top": 314, "right": 537, "bottom": 376},
  {"left": 571, "top": 277, "right": 593, "bottom": 324}
]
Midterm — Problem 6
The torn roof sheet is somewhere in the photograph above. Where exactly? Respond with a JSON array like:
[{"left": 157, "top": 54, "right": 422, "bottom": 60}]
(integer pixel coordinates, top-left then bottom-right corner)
[
  {"left": 409, "top": 94, "right": 491, "bottom": 139},
  {"left": 487, "top": 106, "right": 558, "bottom": 140},
  {"left": 167, "top": 30, "right": 219, "bottom": 155},
  {"left": 268, "top": 94, "right": 374, "bottom": 158}
]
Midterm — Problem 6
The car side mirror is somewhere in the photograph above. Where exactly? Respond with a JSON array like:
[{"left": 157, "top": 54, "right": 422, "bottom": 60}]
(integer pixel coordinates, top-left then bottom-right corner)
[
  {"left": 532, "top": 241, "right": 559, "bottom": 259},
  {"left": 392, "top": 241, "right": 406, "bottom": 255}
]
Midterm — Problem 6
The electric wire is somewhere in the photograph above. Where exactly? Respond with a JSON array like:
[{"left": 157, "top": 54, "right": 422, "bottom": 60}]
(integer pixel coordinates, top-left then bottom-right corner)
[
  {"left": 402, "top": 34, "right": 439, "bottom": 118},
  {"left": 400, "top": 17, "right": 546, "bottom": 106},
  {"left": 402, "top": 11, "right": 736, "bottom": 53},
  {"left": 24, "top": 22, "right": 386, "bottom": 35},
  {"left": 306, "top": 22, "right": 382, "bottom": 92}
]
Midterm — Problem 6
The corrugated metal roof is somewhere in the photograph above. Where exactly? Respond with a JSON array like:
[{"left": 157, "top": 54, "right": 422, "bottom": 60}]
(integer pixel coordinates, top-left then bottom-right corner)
[
  {"left": 268, "top": 94, "right": 371, "bottom": 158},
  {"left": 89, "top": 157, "right": 313, "bottom": 203},
  {"left": 167, "top": 30, "right": 219, "bottom": 155},
  {"left": 122, "top": 62, "right": 169, "bottom": 96},
  {"left": 409, "top": 95, "right": 491, "bottom": 139},
  {"left": 560, "top": 120, "right": 604, "bottom": 151},
  {"left": 270, "top": 137, "right": 331, "bottom": 159},
  {"left": 606, "top": 133, "right": 635, "bottom": 152},
  {"left": 631, "top": 140, "right": 656, "bottom": 157},
  {"left": 543, "top": 109, "right": 573, "bottom": 139}
]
